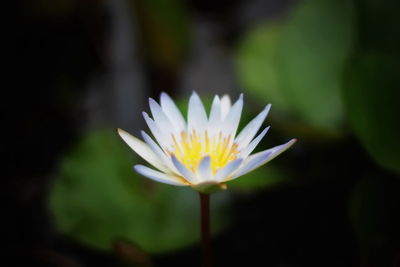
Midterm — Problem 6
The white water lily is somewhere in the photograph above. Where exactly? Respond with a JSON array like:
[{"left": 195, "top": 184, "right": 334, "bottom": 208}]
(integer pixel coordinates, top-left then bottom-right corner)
[{"left": 118, "top": 92, "right": 296, "bottom": 193}]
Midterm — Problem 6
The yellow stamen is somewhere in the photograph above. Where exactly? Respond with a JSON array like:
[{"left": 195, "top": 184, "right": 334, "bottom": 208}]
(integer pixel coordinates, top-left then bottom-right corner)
[{"left": 171, "top": 130, "right": 239, "bottom": 173}]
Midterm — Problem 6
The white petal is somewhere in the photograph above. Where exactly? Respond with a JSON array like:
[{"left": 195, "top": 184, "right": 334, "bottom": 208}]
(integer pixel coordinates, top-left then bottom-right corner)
[
  {"left": 142, "top": 112, "right": 170, "bottom": 148},
  {"left": 188, "top": 91, "right": 208, "bottom": 134},
  {"left": 141, "top": 130, "right": 165, "bottom": 158},
  {"left": 214, "top": 158, "right": 243, "bottom": 182},
  {"left": 229, "top": 139, "right": 296, "bottom": 180},
  {"left": 117, "top": 128, "right": 168, "bottom": 171},
  {"left": 171, "top": 154, "right": 198, "bottom": 184},
  {"left": 260, "top": 138, "right": 296, "bottom": 161},
  {"left": 208, "top": 95, "right": 221, "bottom": 136},
  {"left": 160, "top": 92, "right": 186, "bottom": 132},
  {"left": 134, "top": 165, "right": 187, "bottom": 186},
  {"left": 228, "top": 151, "right": 272, "bottom": 181},
  {"left": 220, "top": 95, "right": 231, "bottom": 120},
  {"left": 238, "top": 126, "right": 270, "bottom": 159},
  {"left": 141, "top": 131, "right": 178, "bottom": 173},
  {"left": 220, "top": 94, "right": 243, "bottom": 138},
  {"left": 149, "top": 98, "right": 175, "bottom": 135},
  {"left": 235, "top": 104, "right": 271, "bottom": 149},
  {"left": 197, "top": 156, "right": 213, "bottom": 181}
]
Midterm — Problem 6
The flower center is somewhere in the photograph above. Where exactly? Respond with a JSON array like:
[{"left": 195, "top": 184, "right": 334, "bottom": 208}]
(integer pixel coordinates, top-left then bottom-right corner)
[{"left": 170, "top": 130, "right": 239, "bottom": 174}]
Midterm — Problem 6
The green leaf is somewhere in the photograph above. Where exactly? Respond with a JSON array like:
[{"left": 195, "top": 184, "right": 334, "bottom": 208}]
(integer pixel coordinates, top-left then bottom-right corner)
[
  {"left": 235, "top": 0, "right": 355, "bottom": 135},
  {"left": 235, "top": 23, "right": 291, "bottom": 114},
  {"left": 277, "top": 0, "right": 355, "bottom": 130},
  {"left": 50, "top": 130, "right": 228, "bottom": 253},
  {"left": 342, "top": 53, "right": 400, "bottom": 173}
]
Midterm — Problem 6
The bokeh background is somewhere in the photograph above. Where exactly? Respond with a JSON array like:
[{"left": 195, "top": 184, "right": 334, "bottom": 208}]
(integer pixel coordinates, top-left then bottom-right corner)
[{"left": 6, "top": 0, "right": 400, "bottom": 266}]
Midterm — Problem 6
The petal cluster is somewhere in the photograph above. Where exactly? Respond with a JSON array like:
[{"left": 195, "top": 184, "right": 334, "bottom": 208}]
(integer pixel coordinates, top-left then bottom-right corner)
[{"left": 118, "top": 92, "right": 296, "bottom": 192}]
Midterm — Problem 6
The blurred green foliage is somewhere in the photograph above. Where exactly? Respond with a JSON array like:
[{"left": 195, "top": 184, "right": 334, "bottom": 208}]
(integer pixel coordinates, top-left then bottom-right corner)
[
  {"left": 50, "top": 130, "right": 229, "bottom": 253},
  {"left": 236, "top": 0, "right": 400, "bottom": 174},
  {"left": 236, "top": 23, "right": 290, "bottom": 114},
  {"left": 278, "top": 0, "right": 355, "bottom": 131},
  {"left": 343, "top": 53, "right": 400, "bottom": 174},
  {"left": 236, "top": 0, "right": 355, "bottom": 132}
]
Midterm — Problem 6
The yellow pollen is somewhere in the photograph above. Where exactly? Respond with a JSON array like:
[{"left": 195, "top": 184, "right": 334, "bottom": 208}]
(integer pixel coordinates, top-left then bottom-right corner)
[{"left": 171, "top": 130, "right": 239, "bottom": 173}]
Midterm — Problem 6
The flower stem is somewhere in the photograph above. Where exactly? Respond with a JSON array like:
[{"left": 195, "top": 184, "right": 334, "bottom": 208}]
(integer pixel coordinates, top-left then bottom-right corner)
[{"left": 199, "top": 193, "right": 211, "bottom": 267}]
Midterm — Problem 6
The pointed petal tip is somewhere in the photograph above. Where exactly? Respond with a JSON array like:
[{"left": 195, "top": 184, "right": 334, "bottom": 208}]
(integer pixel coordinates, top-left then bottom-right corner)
[
  {"left": 261, "top": 104, "right": 271, "bottom": 117},
  {"left": 117, "top": 128, "right": 126, "bottom": 139},
  {"left": 190, "top": 91, "right": 202, "bottom": 101},
  {"left": 235, "top": 93, "right": 244, "bottom": 105},
  {"left": 142, "top": 111, "right": 152, "bottom": 122},
  {"left": 262, "top": 126, "right": 271, "bottom": 135},
  {"left": 170, "top": 154, "right": 183, "bottom": 167},
  {"left": 289, "top": 138, "right": 297, "bottom": 144},
  {"left": 221, "top": 94, "right": 230, "bottom": 101},
  {"left": 197, "top": 155, "right": 213, "bottom": 180},
  {"left": 160, "top": 92, "right": 173, "bottom": 103},
  {"left": 133, "top": 164, "right": 140, "bottom": 171},
  {"left": 273, "top": 138, "right": 297, "bottom": 153},
  {"left": 148, "top": 97, "right": 158, "bottom": 107},
  {"left": 263, "top": 126, "right": 271, "bottom": 134},
  {"left": 117, "top": 128, "right": 129, "bottom": 137},
  {"left": 142, "top": 111, "right": 150, "bottom": 119},
  {"left": 140, "top": 130, "right": 147, "bottom": 139},
  {"left": 287, "top": 138, "right": 297, "bottom": 147},
  {"left": 236, "top": 94, "right": 244, "bottom": 104},
  {"left": 235, "top": 93, "right": 244, "bottom": 104}
]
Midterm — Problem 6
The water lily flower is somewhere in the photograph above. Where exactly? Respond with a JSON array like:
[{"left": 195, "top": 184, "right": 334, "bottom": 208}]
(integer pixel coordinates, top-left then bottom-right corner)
[{"left": 118, "top": 92, "right": 296, "bottom": 193}]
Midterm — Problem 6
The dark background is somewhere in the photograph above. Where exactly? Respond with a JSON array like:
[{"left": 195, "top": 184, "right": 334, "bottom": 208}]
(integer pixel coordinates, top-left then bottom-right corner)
[{"left": 6, "top": 0, "right": 400, "bottom": 266}]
